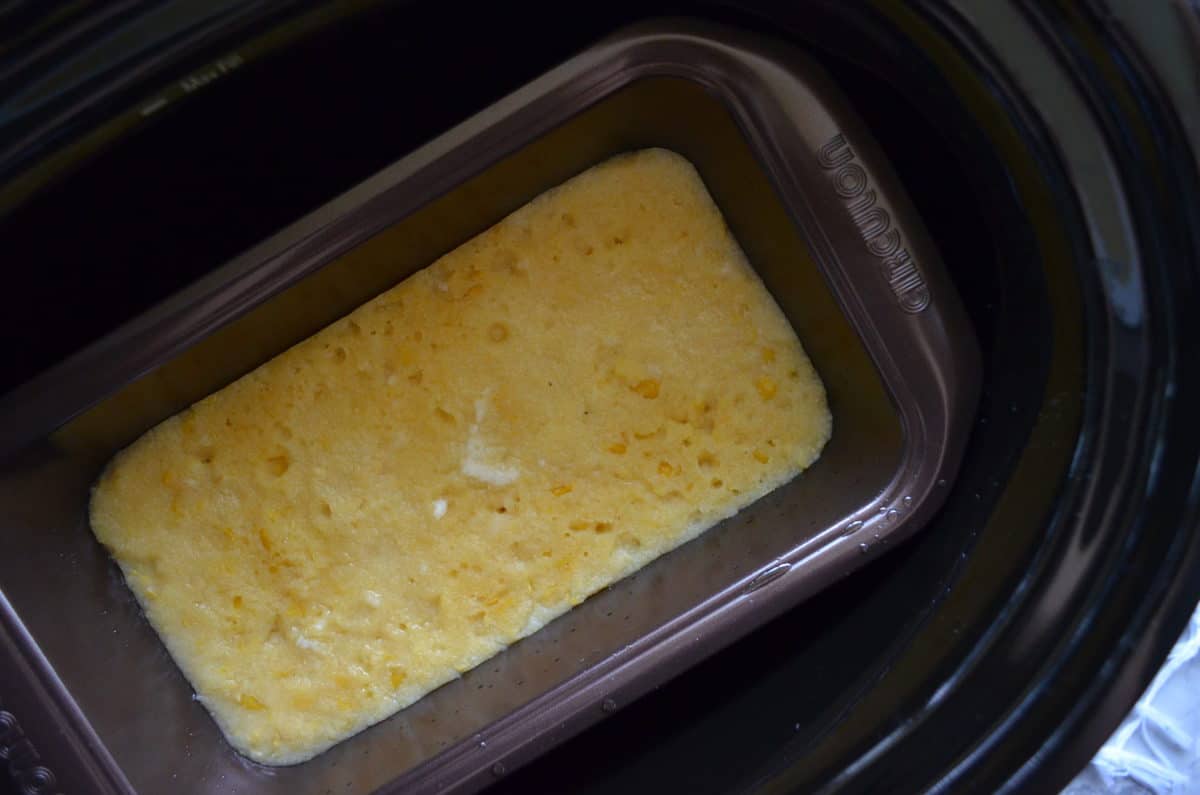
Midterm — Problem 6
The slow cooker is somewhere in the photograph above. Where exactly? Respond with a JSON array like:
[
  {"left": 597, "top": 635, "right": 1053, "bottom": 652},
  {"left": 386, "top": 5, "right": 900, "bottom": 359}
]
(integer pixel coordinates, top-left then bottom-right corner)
[{"left": 1, "top": 2, "right": 1197, "bottom": 793}]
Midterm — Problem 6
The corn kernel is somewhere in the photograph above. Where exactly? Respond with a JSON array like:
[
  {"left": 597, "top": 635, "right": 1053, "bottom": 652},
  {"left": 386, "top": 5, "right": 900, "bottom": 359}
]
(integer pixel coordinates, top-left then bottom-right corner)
[
  {"left": 551, "top": 484, "right": 573, "bottom": 496},
  {"left": 488, "top": 322, "right": 509, "bottom": 342},
  {"left": 753, "top": 450, "right": 769, "bottom": 464},
  {"left": 762, "top": 347, "right": 776, "bottom": 363},
  {"left": 608, "top": 442, "right": 627, "bottom": 454},
  {"left": 390, "top": 668, "right": 407, "bottom": 689},
  {"left": 755, "top": 377, "right": 778, "bottom": 400},
  {"left": 632, "top": 379, "right": 660, "bottom": 399},
  {"left": 239, "top": 694, "right": 266, "bottom": 711},
  {"left": 658, "top": 461, "right": 675, "bottom": 476}
]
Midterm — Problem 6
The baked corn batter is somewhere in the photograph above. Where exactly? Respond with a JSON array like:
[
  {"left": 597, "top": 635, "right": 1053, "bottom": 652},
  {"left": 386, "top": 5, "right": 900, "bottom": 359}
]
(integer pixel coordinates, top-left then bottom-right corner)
[{"left": 89, "top": 149, "right": 831, "bottom": 764}]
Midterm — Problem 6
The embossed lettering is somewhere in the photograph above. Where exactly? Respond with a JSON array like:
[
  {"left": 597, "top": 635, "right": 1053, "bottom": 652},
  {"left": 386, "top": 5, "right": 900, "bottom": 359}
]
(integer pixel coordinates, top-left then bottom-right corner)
[
  {"left": 16, "top": 765, "right": 57, "bottom": 795},
  {"left": 866, "top": 229, "right": 902, "bottom": 258},
  {"left": 818, "top": 134, "right": 854, "bottom": 169},
  {"left": 7, "top": 738, "right": 37, "bottom": 768},
  {"left": 846, "top": 188, "right": 876, "bottom": 221},
  {"left": 834, "top": 164, "right": 868, "bottom": 199},
  {"left": 853, "top": 207, "right": 891, "bottom": 241},
  {"left": 882, "top": 248, "right": 918, "bottom": 286},
  {"left": 818, "top": 132, "right": 930, "bottom": 314},
  {"left": 0, "top": 700, "right": 60, "bottom": 795},
  {"left": 900, "top": 286, "right": 931, "bottom": 312},
  {"left": 0, "top": 711, "right": 18, "bottom": 745}
]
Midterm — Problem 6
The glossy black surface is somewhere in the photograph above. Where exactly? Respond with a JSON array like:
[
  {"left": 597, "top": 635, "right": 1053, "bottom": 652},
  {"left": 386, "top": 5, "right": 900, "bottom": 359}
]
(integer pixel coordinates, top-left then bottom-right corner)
[{"left": 0, "top": 2, "right": 585, "bottom": 396}]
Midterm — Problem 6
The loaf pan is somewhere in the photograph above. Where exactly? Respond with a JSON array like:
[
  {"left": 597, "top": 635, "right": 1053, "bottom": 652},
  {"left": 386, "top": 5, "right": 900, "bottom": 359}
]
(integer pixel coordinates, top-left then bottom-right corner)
[{"left": 0, "top": 18, "right": 979, "bottom": 795}]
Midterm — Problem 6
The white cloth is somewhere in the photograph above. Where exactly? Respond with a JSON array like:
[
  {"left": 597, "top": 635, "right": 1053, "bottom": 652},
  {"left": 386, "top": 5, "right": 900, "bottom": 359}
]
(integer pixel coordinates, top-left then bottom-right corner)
[{"left": 1065, "top": 604, "right": 1200, "bottom": 794}]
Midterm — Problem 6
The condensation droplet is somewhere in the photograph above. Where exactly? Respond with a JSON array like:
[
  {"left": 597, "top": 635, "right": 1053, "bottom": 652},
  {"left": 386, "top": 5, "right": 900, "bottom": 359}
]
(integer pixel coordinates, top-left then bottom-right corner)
[
  {"left": 602, "top": 697, "right": 618, "bottom": 713},
  {"left": 885, "top": 509, "right": 899, "bottom": 523},
  {"left": 492, "top": 762, "right": 508, "bottom": 777},
  {"left": 902, "top": 495, "right": 913, "bottom": 507},
  {"left": 936, "top": 479, "right": 947, "bottom": 488},
  {"left": 858, "top": 543, "right": 869, "bottom": 554},
  {"left": 841, "top": 520, "right": 864, "bottom": 537}
]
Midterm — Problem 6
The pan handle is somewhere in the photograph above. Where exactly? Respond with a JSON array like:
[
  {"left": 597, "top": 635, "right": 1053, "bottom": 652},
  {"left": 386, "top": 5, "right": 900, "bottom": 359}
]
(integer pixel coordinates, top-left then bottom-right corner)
[{"left": 648, "top": 25, "right": 984, "bottom": 543}]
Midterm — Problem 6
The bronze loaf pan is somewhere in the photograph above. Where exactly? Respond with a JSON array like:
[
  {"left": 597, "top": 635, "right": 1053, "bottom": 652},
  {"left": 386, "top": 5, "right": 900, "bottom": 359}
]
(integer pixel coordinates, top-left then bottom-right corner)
[{"left": 0, "top": 18, "right": 979, "bottom": 795}]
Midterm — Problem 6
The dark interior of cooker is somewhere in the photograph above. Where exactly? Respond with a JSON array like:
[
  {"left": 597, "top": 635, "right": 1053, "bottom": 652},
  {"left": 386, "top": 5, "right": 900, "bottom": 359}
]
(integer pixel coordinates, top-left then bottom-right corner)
[{"left": 0, "top": 2, "right": 1074, "bottom": 793}]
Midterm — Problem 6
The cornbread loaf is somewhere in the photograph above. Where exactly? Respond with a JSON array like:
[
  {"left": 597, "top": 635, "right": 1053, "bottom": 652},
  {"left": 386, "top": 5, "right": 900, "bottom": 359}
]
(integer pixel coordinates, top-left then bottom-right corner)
[{"left": 89, "top": 148, "right": 832, "bottom": 764}]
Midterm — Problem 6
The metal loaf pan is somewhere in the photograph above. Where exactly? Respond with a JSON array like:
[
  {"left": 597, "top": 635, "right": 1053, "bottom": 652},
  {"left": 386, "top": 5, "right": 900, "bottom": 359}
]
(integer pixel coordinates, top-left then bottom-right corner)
[{"left": 0, "top": 19, "right": 980, "bottom": 795}]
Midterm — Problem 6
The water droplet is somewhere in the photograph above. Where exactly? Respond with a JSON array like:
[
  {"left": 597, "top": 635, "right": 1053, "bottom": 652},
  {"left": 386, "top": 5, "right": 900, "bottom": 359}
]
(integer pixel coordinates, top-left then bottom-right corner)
[
  {"left": 841, "top": 520, "right": 864, "bottom": 537},
  {"left": 902, "top": 495, "right": 913, "bottom": 507},
  {"left": 858, "top": 543, "right": 869, "bottom": 554},
  {"left": 878, "top": 505, "right": 888, "bottom": 513},
  {"left": 602, "top": 697, "right": 617, "bottom": 713},
  {"left": 936, "top": 479, "right": 947, "bottom": 488},
  {"left": 885, "top": 509, "right": 899, "bottom": 523},
  {"left": 492, "top": 762, "right": 507, "bottom": 777},
  {"left": 478, "top": 740, "right": 487, "bottom": 749}
]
